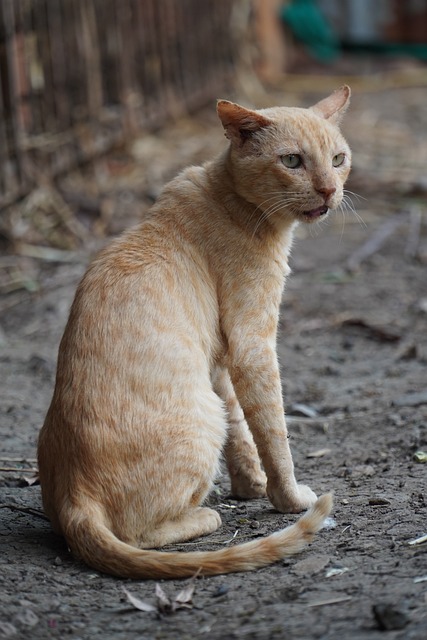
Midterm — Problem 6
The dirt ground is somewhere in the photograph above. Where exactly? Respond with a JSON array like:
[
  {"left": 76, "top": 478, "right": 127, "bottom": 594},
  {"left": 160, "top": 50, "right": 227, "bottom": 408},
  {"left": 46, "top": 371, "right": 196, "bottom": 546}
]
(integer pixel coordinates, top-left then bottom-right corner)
[{"left": 1, "top": 63, "right": 426, "bottom": 639}]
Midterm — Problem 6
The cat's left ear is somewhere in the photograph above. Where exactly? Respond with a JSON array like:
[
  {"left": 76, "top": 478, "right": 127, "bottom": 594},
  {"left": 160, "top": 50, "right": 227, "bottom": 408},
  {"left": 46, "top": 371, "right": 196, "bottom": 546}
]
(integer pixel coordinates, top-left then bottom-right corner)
[
  {"left": 217, "top": 100, "right": 273, "bottom": 147},
  {"left": 311, "top": 85, "right": 351, "bottom": 126}
]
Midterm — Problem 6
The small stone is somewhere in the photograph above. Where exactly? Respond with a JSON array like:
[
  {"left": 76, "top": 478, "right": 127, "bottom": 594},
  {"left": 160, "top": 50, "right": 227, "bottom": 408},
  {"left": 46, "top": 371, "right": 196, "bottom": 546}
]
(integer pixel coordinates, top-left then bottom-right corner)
[
  {"left": 368, "top": 497, "right": 391, "bottom": 506},
  {"left": 393, "top": 392, "right": 427, "bottom": 407},
  {"left": 212, "top": 584, "right": 229, "bottom": 598},
  {"left": 291, "top": 554, "right": 330, "bottom": 576},
  {"left": 17, "top": 600, "right": 33, "bottom": 608},
  {"left": 397, "top": 343, "right": 418, "bottom": 361},
  {"left": 14, "top": 609, "right": 39, "bottom": 628},
  {"left": 373, "top": 603, "right": 409, "bottom": 630},
  {"left": 278, "top": 586, "right": 302, "bottom": 602},
  {"left": 27, "top": 354, "right": 54, "bottom": 377}
]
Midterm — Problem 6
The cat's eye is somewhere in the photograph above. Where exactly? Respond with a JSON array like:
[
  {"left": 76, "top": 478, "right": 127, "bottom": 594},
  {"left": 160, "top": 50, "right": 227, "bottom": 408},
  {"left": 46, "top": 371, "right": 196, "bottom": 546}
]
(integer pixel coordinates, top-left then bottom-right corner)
[
  {"left": 281, "top": 154, "right": 302, "bottom": 169},
  {"left": 332, "top": 153, "right": 345, "bottom": 167}
]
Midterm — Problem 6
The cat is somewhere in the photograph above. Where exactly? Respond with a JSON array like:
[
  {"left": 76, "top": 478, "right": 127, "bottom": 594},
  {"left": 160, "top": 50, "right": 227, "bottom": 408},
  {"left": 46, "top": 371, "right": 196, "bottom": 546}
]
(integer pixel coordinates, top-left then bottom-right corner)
[{"left": 37, "top": 86, "right": 351, "bottom": 579}]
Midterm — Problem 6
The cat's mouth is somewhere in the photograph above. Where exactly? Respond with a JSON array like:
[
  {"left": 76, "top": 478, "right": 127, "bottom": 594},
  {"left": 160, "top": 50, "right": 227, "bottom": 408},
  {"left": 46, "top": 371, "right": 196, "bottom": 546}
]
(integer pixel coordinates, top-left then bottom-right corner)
[{"left": 303, "top": 205, "right": 329, "bottom": 219}]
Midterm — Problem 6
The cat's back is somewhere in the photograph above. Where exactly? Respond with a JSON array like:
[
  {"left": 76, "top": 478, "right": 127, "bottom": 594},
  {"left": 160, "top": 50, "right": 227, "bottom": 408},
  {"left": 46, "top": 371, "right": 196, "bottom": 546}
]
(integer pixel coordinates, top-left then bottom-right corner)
[
  {"left": 89, "top": 162, "right": 215, "bottom": 274},
  {"left": 57, "top": 165, "right": 222, "bottom": 376}
]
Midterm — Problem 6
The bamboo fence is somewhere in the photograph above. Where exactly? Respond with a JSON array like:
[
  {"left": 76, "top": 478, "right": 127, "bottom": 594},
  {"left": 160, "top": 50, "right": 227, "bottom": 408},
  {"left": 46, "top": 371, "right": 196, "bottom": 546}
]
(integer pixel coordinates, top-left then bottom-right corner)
[{"left": 0, "top": 0, "right": 235, "bottom": 210}]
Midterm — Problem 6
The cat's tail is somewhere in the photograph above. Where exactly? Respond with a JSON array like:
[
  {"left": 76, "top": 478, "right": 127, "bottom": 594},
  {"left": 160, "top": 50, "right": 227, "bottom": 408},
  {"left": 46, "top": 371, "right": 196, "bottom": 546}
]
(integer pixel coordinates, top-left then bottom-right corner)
[{"left": 62, "top": 493, "right": 333, "bottom": 579}]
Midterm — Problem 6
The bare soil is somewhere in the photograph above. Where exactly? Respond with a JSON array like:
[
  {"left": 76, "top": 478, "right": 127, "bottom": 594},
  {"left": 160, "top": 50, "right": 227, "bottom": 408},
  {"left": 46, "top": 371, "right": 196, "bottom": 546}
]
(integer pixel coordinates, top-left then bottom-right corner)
[{"left": 1, "top": 78, "right": 426, "bottom": 639}]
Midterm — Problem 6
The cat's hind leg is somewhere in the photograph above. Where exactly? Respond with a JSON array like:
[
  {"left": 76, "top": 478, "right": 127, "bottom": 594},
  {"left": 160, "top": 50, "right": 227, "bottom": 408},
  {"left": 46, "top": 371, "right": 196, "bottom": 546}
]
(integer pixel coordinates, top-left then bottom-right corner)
[
  {"left": 213, "top": 367, "right": 267, "bottom": 499},
  {"left": 139, "top": 507, "right": 221, "bottom": 548}
]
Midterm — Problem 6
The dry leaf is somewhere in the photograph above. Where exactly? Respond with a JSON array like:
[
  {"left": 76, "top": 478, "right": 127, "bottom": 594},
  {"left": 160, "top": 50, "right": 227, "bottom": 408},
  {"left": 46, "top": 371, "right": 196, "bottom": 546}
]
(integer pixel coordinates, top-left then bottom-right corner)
[
  {"left": 155, "top": 583, "right": 172, "bottom": 612},
  {"left": 306, "top": 448, "right": 331, "bottom": 458},
  {"left": 122, "top": 587, "right": 157, "bottom": 613},
  {"left": 288, "top": 403, "right": 319, "bottom": 418},
  {"left": 123, "top": 574, "right": 199, "bottom": 616},
  {"left": 20, "top": 474, "right": 40, "bottom": 487},
  {"left": 174, "top": 582, "right": 196, "bottom": 609},
  {"left": 326, "top": 567, "right": 349, "bottom": 578}
]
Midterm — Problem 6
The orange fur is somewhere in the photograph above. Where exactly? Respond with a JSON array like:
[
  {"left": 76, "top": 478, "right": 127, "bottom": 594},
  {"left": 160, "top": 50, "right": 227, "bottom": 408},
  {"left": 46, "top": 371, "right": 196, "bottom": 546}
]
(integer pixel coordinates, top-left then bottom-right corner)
[{"left": 38, "top": 87, "right": 351, "bottom": 579}]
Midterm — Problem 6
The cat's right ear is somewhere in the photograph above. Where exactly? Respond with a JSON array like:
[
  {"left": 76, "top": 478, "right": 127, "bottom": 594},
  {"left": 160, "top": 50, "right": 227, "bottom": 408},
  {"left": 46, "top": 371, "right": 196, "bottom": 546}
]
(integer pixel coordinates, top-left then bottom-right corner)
[
  {"left": 217, "top": 100, "right": 272, "bottom": 147},
  {"left": 311, "top": 85, "right": 351, "bottom": 125}
]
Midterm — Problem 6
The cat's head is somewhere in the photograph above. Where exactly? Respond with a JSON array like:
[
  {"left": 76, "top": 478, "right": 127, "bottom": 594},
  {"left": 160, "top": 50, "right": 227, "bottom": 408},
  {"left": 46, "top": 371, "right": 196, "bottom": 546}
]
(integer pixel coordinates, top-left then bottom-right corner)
[{"left": 217, "top": 87, "right": 351, "bottom": 227}]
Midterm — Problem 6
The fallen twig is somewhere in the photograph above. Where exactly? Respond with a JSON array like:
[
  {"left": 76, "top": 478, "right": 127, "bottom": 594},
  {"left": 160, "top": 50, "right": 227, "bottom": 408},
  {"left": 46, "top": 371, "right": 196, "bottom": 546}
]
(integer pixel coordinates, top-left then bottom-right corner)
[
  {"left": 0, "top": 467, "right": 38, "bottom": 473},
  {"left": 307, "top": 595, "right": 352, "bottom": 607},
  {"left": 407, "top": 534, "right": 427, "bottom": 546},
  {"left": 0, "top": 456, "right": 37, "bottom": 463},
  {"left": 0, "top": 503, "right": 49, "bottom": 521},
  {"left": 298, "top": 312, "right": 401, "bottom": 343},
  {"left": 221, "top": 529, "right": 240, "bottom": 545}
]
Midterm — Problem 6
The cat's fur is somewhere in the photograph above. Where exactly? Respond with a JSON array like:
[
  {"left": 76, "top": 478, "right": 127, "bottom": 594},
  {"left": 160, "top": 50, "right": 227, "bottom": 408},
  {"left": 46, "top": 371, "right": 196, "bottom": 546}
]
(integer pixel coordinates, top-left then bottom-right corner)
[{"left": 38, "top": 86, "right": 351, "bottom": 579}]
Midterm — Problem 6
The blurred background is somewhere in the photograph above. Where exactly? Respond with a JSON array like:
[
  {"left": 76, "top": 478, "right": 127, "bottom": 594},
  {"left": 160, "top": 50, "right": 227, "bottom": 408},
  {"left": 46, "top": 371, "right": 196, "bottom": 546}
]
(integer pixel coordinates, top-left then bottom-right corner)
[{"left": 0, "top": 0, "right": 427, "bottom": 293}]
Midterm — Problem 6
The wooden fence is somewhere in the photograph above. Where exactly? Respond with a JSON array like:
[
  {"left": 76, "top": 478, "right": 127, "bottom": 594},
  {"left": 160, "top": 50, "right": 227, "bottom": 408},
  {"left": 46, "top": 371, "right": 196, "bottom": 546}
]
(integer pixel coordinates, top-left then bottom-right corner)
[{"left": 0, "top": 0, "right": 235, "bottom": 210}]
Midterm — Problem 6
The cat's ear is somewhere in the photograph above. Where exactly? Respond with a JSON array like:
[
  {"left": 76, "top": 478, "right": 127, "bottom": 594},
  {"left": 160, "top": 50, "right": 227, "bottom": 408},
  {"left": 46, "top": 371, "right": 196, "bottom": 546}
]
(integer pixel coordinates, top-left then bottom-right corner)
[
  {"left": 217, "top": 100, "right": 273, "bottom": 147},
  {"left": 311, "top": 85, "right": 351, "bottom": 125}
]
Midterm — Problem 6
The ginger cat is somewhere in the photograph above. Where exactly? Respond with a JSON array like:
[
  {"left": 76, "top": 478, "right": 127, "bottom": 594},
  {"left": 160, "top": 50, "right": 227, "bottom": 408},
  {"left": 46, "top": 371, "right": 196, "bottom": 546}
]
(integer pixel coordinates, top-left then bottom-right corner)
[{"left": 38, "top": 86, "right": 351, "bottom": 579}]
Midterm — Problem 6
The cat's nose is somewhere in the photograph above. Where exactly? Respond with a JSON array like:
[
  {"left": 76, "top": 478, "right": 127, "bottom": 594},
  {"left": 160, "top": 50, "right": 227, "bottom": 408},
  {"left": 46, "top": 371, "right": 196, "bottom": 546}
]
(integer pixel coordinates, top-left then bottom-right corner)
[{"left": 316, "top": 186, "right": 336, "bottom": 200}]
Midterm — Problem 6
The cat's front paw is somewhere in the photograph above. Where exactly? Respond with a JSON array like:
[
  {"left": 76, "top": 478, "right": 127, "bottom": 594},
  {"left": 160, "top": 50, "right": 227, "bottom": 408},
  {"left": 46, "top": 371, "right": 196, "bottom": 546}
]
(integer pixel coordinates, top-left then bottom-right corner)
[
  {"left": 230, "top": 472, "right": 267, "bottom": 500},
  {"left": 267, "top": 481, "right": 317, "bottom": 513}
]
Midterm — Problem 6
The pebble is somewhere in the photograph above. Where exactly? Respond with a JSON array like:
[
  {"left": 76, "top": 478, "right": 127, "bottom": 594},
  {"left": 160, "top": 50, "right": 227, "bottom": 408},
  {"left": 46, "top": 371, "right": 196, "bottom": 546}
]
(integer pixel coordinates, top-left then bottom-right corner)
[
  {"left": 393, "top": 391, "right": 427, "bottom": 407},
  {"left": 14, "top": 609, "right": 39, "bottom": 628},
  {"left": 373, "top": 603, "right": 409, "bottom": 630},
  {"left": 368, "top": 497, "right": 391, "bottom": 506},
  {"left": 291, "top": 554, "right": 331, "bottom": 576},
  {"left": 212, "top": 584, "right": 229, "bottom": 598}
]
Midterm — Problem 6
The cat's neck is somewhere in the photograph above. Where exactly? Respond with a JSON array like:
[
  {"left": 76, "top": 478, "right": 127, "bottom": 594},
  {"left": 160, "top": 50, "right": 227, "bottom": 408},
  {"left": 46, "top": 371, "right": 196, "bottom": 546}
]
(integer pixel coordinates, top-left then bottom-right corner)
[{"left": 206, "top": 150, "right": 297, "bottom": 246}]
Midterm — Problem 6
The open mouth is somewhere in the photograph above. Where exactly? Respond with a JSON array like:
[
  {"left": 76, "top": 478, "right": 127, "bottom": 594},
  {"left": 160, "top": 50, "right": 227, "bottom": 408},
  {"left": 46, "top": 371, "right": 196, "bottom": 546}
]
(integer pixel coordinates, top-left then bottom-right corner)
[{"left": 303, "top": 205, "right": 329, "bottom": 219}]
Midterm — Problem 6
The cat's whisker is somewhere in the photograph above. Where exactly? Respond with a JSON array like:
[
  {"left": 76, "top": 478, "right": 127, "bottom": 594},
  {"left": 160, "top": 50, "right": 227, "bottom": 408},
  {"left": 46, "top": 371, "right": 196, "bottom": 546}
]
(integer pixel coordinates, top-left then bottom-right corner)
[
  {"left": 251, "top": 196, "right": 301, "bottom": 237},
  {"left": 337, "top": 203, "right": 346, "bottom": 244},
  {"left": 343, "top": 189, "right": 366, "bottom": 203},
  {"left": 312, "top": 214, "right": 330, "bottom": 237},
  {"left": 341, "top": 194, "right": 367, "bottom": 228},
  {"left": 247, "top": 194, "right": 290, "bottom": 230}
]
